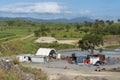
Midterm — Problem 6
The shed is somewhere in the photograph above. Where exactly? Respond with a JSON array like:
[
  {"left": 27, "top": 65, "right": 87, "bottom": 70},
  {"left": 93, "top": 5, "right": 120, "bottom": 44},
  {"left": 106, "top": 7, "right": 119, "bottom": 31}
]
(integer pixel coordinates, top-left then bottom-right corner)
[
  {"left": 31, "top": 55, "right": 47, "bottom": 63},
  {"left": 30, "top": 48, "right": 57, "bottom": 63},
  {"left": 17, "top": 54, "right": 32, "bottom": 62},
  {"left": 36, "top": 48, "right": 57, "bottom": 58}
]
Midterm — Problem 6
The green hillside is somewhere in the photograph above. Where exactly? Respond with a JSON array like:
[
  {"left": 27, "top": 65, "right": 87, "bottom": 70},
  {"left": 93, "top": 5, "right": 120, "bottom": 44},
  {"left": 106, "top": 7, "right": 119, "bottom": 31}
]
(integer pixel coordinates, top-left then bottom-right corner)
[{"left": 0, "top": 20, "right": 120, "bottom": 56}]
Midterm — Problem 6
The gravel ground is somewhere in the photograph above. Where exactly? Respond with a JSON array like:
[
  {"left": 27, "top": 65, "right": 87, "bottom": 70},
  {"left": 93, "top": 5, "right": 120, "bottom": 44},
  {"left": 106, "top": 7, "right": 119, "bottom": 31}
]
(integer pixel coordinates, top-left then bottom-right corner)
[
  {"left": 58, "top": 50, "right": 120, "bottom": 58},
  {"left": 23, "top": 59, "right": 120, "bottom": 80},
  {"left": 23, "top": 49, "right": 120, "bottom": 80},
  {"left": 24, "top": 60, "right": 96, "bottom": 72}
]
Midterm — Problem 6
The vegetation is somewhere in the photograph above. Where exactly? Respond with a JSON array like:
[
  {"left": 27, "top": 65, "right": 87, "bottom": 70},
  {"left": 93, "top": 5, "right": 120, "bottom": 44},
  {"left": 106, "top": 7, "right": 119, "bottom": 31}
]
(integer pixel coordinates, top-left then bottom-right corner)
[
  {"left": 20, "top": 65, "right": 49, "bottom": 80},
  {"left": 0, "top": 61, "right": 48, "bottom": 80},
  {"left": 0, "top": 19, "right": 120, "bottom": 40},
  {"left": 0, "top": 40, "right": 76, "bottom": 56},
  {"left": 0, "top": 19, "right": 120, "bottom": 56},
  {"left": 0, "top": 69, "right": 19, "bottom": 80},
  {"left": 36, "top": 43, "right": 76, "bottom": 50},
  {"left": 78, "top": 34, "right": 103, "bottom": 54},
  {"left": 105, "top": 44, "right": 120, "bottom": 50},
  {"left": 0, "top": 40, "right": 36, "bottom": 56},
  {"left": 0, "top": 33, "right": 15, "bottom": 38}
]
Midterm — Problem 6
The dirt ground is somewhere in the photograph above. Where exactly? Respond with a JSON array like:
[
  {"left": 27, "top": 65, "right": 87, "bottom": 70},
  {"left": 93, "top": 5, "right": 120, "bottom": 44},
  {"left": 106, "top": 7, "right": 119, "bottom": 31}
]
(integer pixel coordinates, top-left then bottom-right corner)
[
  {"left": 35, "top": 37, "right": 78, "bottom": 45},
  {"left": 23, "top": 60, "right": 120, "bottom": 80}
]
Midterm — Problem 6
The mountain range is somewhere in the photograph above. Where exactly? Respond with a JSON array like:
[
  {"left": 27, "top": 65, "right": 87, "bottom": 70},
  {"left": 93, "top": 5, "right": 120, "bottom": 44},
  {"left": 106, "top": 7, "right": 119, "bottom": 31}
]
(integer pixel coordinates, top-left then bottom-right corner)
[{"left": 0, "top": 17, "right": 94, "bottom": 23}]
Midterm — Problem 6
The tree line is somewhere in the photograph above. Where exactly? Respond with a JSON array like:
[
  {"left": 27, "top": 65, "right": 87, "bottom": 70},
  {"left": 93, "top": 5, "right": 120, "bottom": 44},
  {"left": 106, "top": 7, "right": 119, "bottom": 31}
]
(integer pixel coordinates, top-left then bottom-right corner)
[{"left": 0, "top": 19, "right": 120, "bottom": 37}]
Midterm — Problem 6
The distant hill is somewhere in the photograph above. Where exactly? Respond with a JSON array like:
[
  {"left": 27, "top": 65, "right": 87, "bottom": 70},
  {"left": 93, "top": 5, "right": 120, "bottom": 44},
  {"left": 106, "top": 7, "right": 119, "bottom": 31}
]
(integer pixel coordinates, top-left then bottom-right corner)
[{"left": 0, "top": 17, "right": 94, "bottom": 23}]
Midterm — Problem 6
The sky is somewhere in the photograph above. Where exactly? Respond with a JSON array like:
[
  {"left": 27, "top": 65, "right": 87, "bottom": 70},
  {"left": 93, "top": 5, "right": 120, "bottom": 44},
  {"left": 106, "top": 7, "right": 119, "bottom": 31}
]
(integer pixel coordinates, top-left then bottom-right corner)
[{"left": 0, "top": 0, "right": 120, "bottom": 20}]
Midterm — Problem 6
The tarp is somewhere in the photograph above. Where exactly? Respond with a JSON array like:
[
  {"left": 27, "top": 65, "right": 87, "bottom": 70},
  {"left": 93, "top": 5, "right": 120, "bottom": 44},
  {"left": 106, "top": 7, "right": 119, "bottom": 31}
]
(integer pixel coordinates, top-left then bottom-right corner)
[
  {"left": 35, "top": 48, "right": 56, "bottom": 56},
  {"left": 90, "top": 57, "right": 99, "bottom": 64}
]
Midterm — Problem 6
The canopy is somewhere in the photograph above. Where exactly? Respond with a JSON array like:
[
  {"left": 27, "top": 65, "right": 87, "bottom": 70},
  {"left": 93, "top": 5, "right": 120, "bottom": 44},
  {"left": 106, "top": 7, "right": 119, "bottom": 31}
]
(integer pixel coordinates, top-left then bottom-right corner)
[{"left": 35, "top": 48, "right": 56, "bottom": 56}]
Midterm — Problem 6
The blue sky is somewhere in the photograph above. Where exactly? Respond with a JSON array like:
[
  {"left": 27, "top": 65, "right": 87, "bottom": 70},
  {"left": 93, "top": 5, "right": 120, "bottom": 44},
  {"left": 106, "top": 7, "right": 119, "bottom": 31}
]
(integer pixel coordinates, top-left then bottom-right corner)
[{"left": 0, "top": 0, "right": 120, "bottom": 20}]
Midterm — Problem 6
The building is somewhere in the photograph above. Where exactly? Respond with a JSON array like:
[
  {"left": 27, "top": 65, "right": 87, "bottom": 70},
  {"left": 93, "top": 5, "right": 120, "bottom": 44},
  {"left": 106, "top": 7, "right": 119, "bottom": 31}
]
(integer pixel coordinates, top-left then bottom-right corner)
[{"left": 31, "top": 48, "right": 57, "bottom": 63}]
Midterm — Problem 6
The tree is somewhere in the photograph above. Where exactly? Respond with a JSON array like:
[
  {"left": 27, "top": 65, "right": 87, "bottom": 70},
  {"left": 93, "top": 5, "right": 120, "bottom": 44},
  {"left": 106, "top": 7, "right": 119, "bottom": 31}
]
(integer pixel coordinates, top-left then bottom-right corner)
[
  {"left": 84, "top": 21, "right": 93, "bottom": 27},
  {"left": 78, "top": 34, "right": 103, "bottom": 54},
  {"left": 99, "top": 20, "right": 105, "bottom": 25},
  {"left": 65, "top": 25, "right": 70, "bottom": 32},
  {"left": 106, "top": 20, "right": 110, "bottom": 25},
  {"left": 118, "top": 19, "right": 120, "bottom": 23},
  {"left": 75, "top": 24, "right": 81, "bottom": 31},
  {"left": 34, "top": 30, "right": 39, "bottom": 37},
  {"left": 94, "top": 19, "right": 99, "bottom": 28},
  {"left": 51, "top": 33, "right": 55, "bottom": 37},
  {"left": 41, "top": 32, "right": 47, "bottom": 36},
  {"left": 106, "top": 20, "right": 114, "bottom": 25}
]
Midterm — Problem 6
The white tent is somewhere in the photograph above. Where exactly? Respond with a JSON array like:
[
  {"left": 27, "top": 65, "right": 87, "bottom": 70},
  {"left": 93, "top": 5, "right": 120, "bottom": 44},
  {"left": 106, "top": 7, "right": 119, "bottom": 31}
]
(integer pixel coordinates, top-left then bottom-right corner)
[{"left": 35, "top": 48, "right": 56, "bottom": 57}]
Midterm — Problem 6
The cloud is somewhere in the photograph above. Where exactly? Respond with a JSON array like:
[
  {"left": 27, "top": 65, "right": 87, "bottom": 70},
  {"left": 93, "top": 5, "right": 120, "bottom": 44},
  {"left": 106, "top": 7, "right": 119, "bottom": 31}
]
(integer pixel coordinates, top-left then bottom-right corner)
[
  {"left": 0, "top": 2, "right": 95, "bottom": 19},
  {"left": 61, "top": 10, "right": 94, "bottom": 19},
  {"left": 0, "top": 2, "right": 65, "bottom": 14}
]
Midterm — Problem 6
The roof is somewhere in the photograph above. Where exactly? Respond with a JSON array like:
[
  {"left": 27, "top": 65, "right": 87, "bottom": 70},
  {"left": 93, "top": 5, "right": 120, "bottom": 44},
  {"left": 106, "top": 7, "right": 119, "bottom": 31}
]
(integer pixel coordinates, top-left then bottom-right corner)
[
  {"left": 31, "top": 55, "right": 46, "bottom": 58},
  {"left": 35, "top": 48, "right": 56, "bottom": 56}
]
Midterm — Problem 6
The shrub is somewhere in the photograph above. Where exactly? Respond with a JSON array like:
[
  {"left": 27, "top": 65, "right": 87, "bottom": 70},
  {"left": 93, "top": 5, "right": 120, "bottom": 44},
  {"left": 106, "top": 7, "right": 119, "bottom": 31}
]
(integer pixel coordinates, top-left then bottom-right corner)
[
  {"left": 20, "top": 65, "right": 49, "bottom": 80},
  {"left": 4, "top": 73, "right": 19, "bottom": 80},
  {"left": 0, "top": 61, "right": 49, "bottom": 80},
  {"left": 11, "top": 56, "right": 19, "bottom": 65},
  {"left": 0, "top": 69, "right": 19, "bottom": 80},
  {"left": 34, "top": 69, "right": 49, "bottom": 80}
]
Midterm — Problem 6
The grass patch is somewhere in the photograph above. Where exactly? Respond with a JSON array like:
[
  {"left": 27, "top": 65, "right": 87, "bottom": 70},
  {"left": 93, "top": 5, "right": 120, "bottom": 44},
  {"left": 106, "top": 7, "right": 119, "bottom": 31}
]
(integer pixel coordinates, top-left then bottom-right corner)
[
  {"left": 0, "top": 40, "right": 37, "bottom": 56},
  {"left": 0, "top": 36, "right": 19, "bottom": 43},
  {"left": 105, "top": 44, "right": 120, "bottom": 49},
  {"left": 19, "top": 65, "right": 49, "bottom": 80},
  {"left": 0, "top": 39, "right": 76, "bottom": 56},
  {"left": 0, "top": 33, "right": 15, "bottom": 38},
  {"left": 35, "top": 43, "right": 77, "bottom": 50}
]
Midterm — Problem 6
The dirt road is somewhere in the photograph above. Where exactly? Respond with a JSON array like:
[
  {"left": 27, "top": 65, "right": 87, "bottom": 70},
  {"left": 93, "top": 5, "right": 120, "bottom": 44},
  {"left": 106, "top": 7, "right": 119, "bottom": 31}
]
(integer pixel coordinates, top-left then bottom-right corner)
[{"left": 20, "top": 33, "right": 34, "bottom": 40}]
